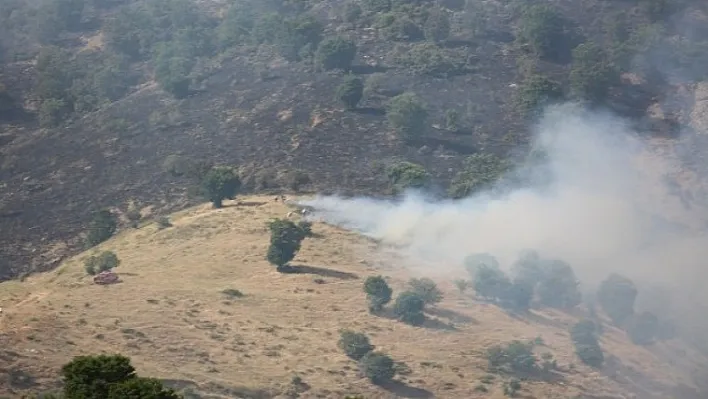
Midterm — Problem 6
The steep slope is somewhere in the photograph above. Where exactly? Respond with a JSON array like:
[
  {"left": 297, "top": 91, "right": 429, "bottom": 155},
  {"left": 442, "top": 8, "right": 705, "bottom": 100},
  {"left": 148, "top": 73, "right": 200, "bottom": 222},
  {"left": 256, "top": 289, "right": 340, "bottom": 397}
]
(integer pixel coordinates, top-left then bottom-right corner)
[{"left": 0, "top": 196, "right": 706, "bottom": 398}]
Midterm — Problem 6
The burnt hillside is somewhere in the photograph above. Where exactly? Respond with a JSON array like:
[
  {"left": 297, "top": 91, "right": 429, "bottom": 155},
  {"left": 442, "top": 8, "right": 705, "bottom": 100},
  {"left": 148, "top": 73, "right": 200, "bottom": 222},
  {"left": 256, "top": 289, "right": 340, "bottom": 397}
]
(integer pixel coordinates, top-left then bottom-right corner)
[{"left": 1, "top": 0, "right": 707, "bottom": 279}]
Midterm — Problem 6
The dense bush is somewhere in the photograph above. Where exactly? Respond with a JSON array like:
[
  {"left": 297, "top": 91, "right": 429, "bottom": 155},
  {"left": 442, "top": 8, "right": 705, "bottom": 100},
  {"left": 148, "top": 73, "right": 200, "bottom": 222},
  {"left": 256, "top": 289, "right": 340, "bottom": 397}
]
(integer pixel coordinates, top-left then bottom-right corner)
[
  {"left": 472, "top": 264, "right": 511, "bottom": 301},
  {"left": 359, "top": 352, "right": 396, "bottom": 385},
  {"left": 570, "top": 320, "right": 604, "bottom": 368},
  {"left": 266, "top": 218, "right": 307, "bottom": 271},
  {"left": 408, "top": 277, "right": 443, "bottom": 305},
  {"left": 84, "top": 251, "right": 120, "bottom": 275},
  {"left": 338, "top": 330, "right": 375, "bottom": 360},
  {"left": 379, "top": 13, "right": 424, "bottom": 42},
  {"left": 386, "top": 92, "right": 428, "bottom": 140},
  {"left": 597, "top": 273, "right": 637, "bottom": 325},
  {"left": 86, "top": 209, "right": 118, "bottom": 248},
  {"left": 153, "top": 42, "right": 195, "bottom": 98},
  {"left": 393, "top": 291, "right": 426, "bottom": 325},
  {"left": 315, "top": 36, "right": 357, "bottom": 71},
  {"left": 448, "top": 153, "right": 509, "bottom": 199},
  {"left": 569, "top": 41, "right": 618, "bottom": 103},
  {"left": 336, "top": 75, "right": 364, "bottom": 109},
  {"left": 517, "top": 4, "right": 570, "bottom": 62},
  {"left": 363, "top": 275, "right": 393, "bottom": 312},
  {"left": 385, "top": 161, "right": 429, "bottom": 192},
  {"left": 201, "top": 167, "right": 241, "bottom": 208},
  {"left": 61, "top": 354, "right": 180, "bottom": 399}
]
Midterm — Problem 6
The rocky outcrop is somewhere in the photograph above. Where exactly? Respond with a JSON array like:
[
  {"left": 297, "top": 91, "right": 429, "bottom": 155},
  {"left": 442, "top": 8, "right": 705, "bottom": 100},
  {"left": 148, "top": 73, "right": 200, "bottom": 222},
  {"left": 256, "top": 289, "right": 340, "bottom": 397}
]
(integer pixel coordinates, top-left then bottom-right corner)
[{"left": 93, "top": 271, "right": 120, "bottom": 285}]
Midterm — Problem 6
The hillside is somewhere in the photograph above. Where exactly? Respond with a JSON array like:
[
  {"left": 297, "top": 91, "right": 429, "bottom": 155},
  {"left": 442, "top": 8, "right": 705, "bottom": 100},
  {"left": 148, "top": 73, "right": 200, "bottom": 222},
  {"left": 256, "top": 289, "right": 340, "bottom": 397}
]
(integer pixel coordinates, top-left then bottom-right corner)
[
  {"left": 1, "top": 0, "right": 708, "bottom": 280},
  {"left": 1, "top": 196, "right": 706, "bottom": 398}
]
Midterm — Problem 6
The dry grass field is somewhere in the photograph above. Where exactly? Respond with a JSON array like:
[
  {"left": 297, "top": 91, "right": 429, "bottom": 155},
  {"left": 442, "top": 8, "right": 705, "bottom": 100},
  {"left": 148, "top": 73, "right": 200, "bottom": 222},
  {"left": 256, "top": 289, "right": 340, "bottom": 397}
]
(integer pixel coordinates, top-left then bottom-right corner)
[{"left": 0, "top": 196, "right": 705, "bottom": 398}]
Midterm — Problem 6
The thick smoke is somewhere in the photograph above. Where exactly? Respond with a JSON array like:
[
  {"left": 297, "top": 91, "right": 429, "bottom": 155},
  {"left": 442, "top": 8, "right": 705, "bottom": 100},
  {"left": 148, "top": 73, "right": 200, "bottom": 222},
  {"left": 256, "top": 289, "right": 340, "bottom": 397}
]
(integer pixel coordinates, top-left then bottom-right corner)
[{"left": 300, "top": 104, "right": 708, "bottom": 295}]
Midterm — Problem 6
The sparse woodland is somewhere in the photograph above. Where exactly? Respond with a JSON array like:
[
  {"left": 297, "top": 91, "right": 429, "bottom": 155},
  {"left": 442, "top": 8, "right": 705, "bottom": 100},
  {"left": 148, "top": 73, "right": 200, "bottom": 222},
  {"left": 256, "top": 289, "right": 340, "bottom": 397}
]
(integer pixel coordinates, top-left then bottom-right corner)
[{"left": 1, "top": 0, "right": 708, "bottom": 397}]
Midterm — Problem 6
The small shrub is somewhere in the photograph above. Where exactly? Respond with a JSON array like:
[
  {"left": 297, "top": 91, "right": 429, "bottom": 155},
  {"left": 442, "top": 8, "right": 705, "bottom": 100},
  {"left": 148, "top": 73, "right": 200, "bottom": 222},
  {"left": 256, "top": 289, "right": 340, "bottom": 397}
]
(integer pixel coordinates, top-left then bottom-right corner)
[
  {"left": 359, "top": 352, "right": 396, "bottom": 385},
  {"left": 338, "top": 330, "right": 375, "bottom": 360},
  {"left": 222, "top": 288, "right": 244, "bottom": 298},
  {"left": 156, "top": 216, "right": 172, "bottom": 229},
  {"left": 408, "top": 277, "right": 443, "bottom": 305},
  {"left": 315, "top": 36, "right": 357, "bottom": 71},
  {"left": 86, "top": 209, "right": 118, "bottom": 248},
  {"left": 503, "top": 378, "right": 522, "bottom": 397},
  {"left": 386, "top": 92, "right": 428, "bottom": 140},
  {"left": 363, "top": 275, "right": 393, "bottom": 312},
  {"left": 336, "top": 75, "right": 364, "bottom": 109},
  {"left": 201, "top": 167, "right": 241, "bottom": 208},
  {"left": 393, "top": 291, "right": 426, "bottom": 325}
]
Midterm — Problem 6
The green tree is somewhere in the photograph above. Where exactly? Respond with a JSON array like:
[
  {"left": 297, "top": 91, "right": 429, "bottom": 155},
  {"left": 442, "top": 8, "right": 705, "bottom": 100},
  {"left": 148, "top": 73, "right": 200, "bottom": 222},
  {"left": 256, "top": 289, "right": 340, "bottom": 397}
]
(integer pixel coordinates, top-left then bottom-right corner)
[
  {"left": 393, "top": 291, "right": 426, "bottom": 325},
  {"left": 423, "top": 8, "right": 450, "bottom": 43},
  {"left": 108, "top": 378, "right": 181, "bottom": 399},
  {"left": 315, "top": 36, "right": 357, "bottom": 71},
  {"left": 386, "top": 92, "right": 428, "bottom": 140},
  {"left": 153, "top": 43, "right": 195, "bottom": 99},
  {"left": 408, "top": 277, "right": 443, "bottom": 305},
  {"left": 536, "top": 260, "right": 581, "bottom": 310},
  {"left": 473, "top": 265, "right": 511, "bottom": 302},
  {"left": 464, "top": 253, "right": 500, "bottom": 276},
  {"left": 338, "top": 330, "right": 374, "bottom": 360},
  {"left": 597, "top": 273, "right": 637, "bottom": 325},
  {"left": 86, "top": 209, "right": 118, "bottom": 248},
  {"left": 61, "top": 354, "right": 136, "bottom": 399},
  {"left": 266, "top": 219, "right": 307, "bottom": 272},
  {"left": 201, "top": 167, "right": 241, "bottom": 208},
  {"left": 517, "top": 4, "right": 569, "bottom": 61},
  {"left": 336, "top": 75, "right": 364, "bottom": 109},
  {"left": 516, "top": 74, "right": 564, "bottom": 116},
  {"left": 448, "top": 153, "right": 510, "bottom": 199},
  {"left": 363, "top": 275, "right": 393, "bottom": 312},
  {"left": 386, "top": 161, "right": 429, "bottom": 192},
  {"left": 510, "top": 250, "right": 545, "bottom": 287},
  {"left": 569, "top": 41, "right": 618, "bottom": 103},
  {"left": 570, "top": 320, "right": 604, "bottom": 368},
  {"left": 503, "top": 279, "right": 534, "bottom": 312},
  {"left": 84, "top": 251, "right": 120, "bottom": 275},
  {"left": 359, "top": 352, "right": 396, "bottom": 385},
  {"left": 626, "top": 311, "right": 659, "bottom": 345}
]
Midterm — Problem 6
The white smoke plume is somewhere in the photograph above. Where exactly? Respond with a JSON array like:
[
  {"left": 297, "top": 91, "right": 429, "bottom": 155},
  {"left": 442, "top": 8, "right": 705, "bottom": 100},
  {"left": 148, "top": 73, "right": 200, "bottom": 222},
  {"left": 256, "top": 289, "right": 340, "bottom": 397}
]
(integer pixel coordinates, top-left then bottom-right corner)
[{"left": 300, "top": 103, "right": 708, "bottom": 294}]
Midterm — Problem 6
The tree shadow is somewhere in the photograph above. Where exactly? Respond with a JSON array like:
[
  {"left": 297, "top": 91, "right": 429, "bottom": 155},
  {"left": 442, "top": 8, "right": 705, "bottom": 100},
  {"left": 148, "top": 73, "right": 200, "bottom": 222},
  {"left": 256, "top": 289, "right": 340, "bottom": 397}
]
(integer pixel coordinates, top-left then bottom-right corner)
[
  {"left": 377, "top": 309, "right": 457, "bottom": 331},
  {"left": 351, "top": 107, "right": 386, "bottom": 116},
  {"left": 233, "top": 201, "right": 267, "bottom": 207},
  {"left": 379, "top": 380, "right": 433, "bottom": 398},
  {"left": 286, "top": 264, "right": 359, "bottom": 280},
  {"left": 425, "top": 307, "right": 479, "bottom": 325},
  {"left": 509, "top": 310, "right": 569, "bottom": 330}
]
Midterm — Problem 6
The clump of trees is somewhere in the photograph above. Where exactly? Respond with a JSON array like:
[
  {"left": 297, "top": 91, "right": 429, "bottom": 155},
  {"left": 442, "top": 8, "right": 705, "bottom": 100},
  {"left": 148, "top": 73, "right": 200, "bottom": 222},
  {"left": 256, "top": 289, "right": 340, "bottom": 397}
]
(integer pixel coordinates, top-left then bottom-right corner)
[
  {"left": 363, "top": 275, "right": 393, "bottom": 312},
  {"left": 448, "top": 153, "right": 510, "bottom": 199},
  {"left": 200, "top": 167, "right": 241, "bottom": 208},
  {"left": 570, "top": 320, "right": 604, "bottom": 368},
  {"left": 266, "top": 218, "right": 309, "bottom": 272},
  {"left": 386, "top": 92, "right": 428, "bottom": 140},
  {"left": 84, "top": 251, "right": 120, "bottom": 275}
]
